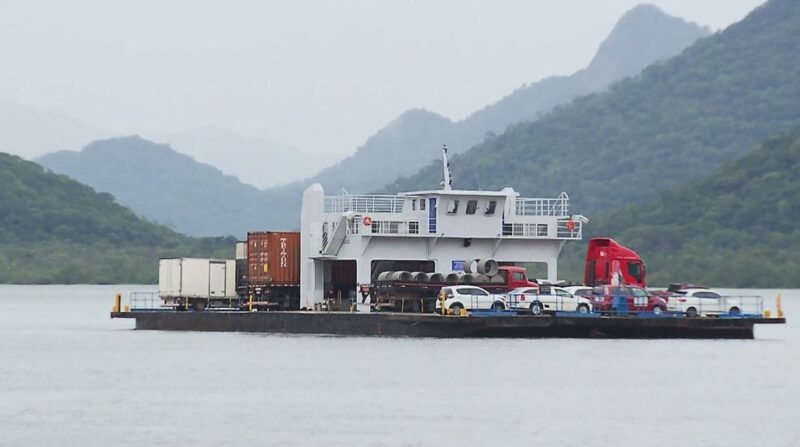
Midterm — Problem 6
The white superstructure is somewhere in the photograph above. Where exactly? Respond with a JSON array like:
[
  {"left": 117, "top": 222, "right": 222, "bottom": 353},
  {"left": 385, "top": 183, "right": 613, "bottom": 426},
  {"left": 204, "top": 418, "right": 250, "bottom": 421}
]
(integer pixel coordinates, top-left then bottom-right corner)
[{"left": 299, "top": 147, "right": 587, "bottom": 309}]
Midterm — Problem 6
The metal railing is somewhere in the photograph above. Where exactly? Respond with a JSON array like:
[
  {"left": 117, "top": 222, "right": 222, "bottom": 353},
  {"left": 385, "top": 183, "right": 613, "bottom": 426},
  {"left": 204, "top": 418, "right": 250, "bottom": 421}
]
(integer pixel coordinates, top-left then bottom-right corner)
[
  {"left": 667, "top": 295, "right": 764, "bottom": 316},
  {"left": 514, "top": 192, "right": 569, "bottom": 217},
  {"left": 130, "top": 292, "right": 161, "bottom": 310},
  {"left": 368, "top": 220, "right": 421, "bottom": 236},
  {"left": 324, "top": 194, "right": 406, "bottom": 214}
]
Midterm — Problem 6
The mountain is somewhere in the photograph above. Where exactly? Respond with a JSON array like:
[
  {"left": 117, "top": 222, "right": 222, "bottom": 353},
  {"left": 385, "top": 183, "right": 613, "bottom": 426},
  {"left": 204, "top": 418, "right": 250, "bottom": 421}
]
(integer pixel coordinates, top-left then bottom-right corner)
[
  {"left": 0, "top": 152, "right": 232, "bottom": 283},
  {"left": 385, "top": 0, "right": 800, "bottom": 216},
  {"left": 0, "top": 97, "right": 103, "bottom": 159},
  {"left": 303, "top": 4, "right": 708, "bottom": 195},
  {"left": 37, "top": 136, "right": 300, "bottom": 237},
  {"left": 158, "top": 127, "right": 324, "bottom": 188},
  {"left": 560, "top": 124, "right": 800, "bottom": 287}
]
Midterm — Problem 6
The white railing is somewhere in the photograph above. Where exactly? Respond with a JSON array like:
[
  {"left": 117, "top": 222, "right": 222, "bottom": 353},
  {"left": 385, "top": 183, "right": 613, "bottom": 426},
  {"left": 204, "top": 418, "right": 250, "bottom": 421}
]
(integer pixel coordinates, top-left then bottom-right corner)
[
  {"left": 324, "top": 194, "right": 406, "bottom": 214},
  {"left": 514, "top": 192, "right": 569, "bottom": 217},
  {"left": 502, "top": 220, "right": 582, "bottom": 240},
  {"left": 368, "top": 220, "right": 422, "bottom": 236}
]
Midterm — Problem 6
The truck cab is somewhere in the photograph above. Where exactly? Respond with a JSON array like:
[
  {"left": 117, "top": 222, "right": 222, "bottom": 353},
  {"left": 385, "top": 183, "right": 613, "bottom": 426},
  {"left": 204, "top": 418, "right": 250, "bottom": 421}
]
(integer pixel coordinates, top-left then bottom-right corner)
[
  {"left": 584, "top": 238, "right": 646, "bottom": 287},
  {"left": 497, "top": 265, "right": 539, "bottom": 291}
]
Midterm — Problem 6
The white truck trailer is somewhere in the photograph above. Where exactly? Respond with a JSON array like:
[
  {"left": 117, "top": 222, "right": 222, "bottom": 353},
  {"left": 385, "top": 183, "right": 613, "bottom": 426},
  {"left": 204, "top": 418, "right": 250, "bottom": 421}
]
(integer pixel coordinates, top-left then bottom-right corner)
[{"left": 159, "top": 258, "right": 237, "bottom": 311}]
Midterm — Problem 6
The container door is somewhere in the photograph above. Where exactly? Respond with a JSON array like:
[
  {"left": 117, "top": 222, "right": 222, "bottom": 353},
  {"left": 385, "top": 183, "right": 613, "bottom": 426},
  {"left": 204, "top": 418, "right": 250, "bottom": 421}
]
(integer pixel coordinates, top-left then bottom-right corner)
[{"left": 209, "top": 262, "right": 227, "bottom": 297}]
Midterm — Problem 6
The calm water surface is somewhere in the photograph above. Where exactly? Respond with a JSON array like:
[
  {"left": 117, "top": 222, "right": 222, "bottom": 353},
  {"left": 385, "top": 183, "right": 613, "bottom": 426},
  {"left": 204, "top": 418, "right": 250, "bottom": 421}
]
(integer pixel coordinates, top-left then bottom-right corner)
[{"left": 0, "top": 285, "right": 797, "bottom": 446}]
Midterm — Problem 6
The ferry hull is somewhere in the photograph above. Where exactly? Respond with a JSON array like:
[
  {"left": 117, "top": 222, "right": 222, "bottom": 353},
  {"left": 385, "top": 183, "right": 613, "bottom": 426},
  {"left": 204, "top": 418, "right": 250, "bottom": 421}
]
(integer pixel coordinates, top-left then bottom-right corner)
[{"left": 111, "top": 311, "right": 784, "bottom": 339}]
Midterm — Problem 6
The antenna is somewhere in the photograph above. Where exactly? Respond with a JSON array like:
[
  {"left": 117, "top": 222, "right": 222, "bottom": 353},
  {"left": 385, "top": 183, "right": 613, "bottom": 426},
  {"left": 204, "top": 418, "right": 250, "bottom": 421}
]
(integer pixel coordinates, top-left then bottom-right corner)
[{"left": 441, "top": 144, "right": 453, "bottom": 191}]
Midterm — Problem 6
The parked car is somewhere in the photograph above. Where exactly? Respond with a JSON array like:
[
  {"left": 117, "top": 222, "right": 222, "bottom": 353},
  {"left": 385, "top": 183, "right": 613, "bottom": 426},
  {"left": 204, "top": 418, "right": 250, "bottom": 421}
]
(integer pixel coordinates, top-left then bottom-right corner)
[
  {"left": 590, "top": 285, "right": 668, "bottom": 315},
  {"left": 435, "top": 285, "right": 506, "bottom": 314},
  {"left": 505, "top": 286, "right": 592, "bottom": 315},
  {"left": 667, "top": 288, "right": 762, "bottom": 317},
  {"left": 562, "top": 286, "right": 593, "bottom": 298}
]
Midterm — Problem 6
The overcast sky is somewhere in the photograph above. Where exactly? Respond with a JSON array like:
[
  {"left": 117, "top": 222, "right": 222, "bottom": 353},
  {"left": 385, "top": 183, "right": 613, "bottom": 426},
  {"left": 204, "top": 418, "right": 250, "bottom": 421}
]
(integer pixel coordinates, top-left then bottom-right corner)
[{"left": 0, "top": 0, "right": 765, "bottom": 158}]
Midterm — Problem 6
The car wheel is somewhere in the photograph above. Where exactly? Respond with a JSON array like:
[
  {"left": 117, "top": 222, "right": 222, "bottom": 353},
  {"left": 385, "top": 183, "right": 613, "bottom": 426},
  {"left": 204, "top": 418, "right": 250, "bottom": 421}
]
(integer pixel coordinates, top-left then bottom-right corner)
[
  {"left": 652, "top": 305, "right": 664, "bottom": 316},
  {"left": 449, "top": 303, "right": 464, "bottom": 315},
  {"left": 577, "top": 304, "right": 590, "bottom": 314},
  {"left": 491, "top": 302, "right": 505, "bottom": 311},
  {"left": 530, "top": 301, "right": 543, "bottom": 316},
  {"left": 192, "top": 300, "right": 207, "bottom": 312},
  {"left": 729, "top": 306, "right": 741, "bottom": 315},
  {"left": 686, "top": 307, "right": 698, "bottom": 318}
]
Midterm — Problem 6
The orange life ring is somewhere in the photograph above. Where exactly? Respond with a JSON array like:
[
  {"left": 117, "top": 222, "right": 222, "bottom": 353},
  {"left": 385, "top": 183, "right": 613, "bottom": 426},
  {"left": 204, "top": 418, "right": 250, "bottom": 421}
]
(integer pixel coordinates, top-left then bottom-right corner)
[
  {"left": 566, "top": 219, "right": 576, "bottom": 231},
  {"left": 362, "top": 216, "right": 373, "bottom": 226}
]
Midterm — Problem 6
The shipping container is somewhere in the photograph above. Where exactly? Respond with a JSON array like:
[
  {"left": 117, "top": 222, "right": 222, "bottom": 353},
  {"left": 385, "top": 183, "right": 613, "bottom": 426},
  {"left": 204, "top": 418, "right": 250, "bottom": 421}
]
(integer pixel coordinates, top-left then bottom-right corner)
[
  {"left": 235, "top": 241, "right": 247, "bottom": 260},
  {"left": 158, "top": 258, "right": 237, "bottom": 299},
  {"left": 247, "top": 231, "right": 301, "bottom": 287}
]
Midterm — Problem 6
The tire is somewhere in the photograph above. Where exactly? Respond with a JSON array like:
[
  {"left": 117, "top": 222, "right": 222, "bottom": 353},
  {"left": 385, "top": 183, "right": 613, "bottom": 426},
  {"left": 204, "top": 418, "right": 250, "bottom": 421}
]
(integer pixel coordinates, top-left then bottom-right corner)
[
  {"left": 729, "top": 306, "right": 741, "bottom": 315},
  {"left": 530, "top": 301, "right": 544, "bottom": 316},
  {"left": 652, "top": 305, "right": 664, "bottom": 316},
  {"left": 449, "top": 303, "right": 464, "bottom": 315},
  {"left": 491, "top": 302, "right": 505, "bottom": 311},
  {"left": 577, "top": 303, "right": 590, "bottom": 314},
  {"left": 686, "top": 307, "right": 698, "bottom": 318},
  {"left": 192, "top": 300, "right": 207, "bottom": 312}
]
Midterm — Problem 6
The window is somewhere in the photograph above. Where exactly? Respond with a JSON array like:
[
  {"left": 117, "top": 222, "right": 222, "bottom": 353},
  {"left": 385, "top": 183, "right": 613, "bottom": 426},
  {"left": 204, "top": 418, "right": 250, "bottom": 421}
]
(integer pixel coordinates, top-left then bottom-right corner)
[
  {"left": 447, "top": 199, "right": 460, "bottom": 214},
  {"left": 627, "top": 262, "right": 643, "bottom": 282},
  {"left": 458, "top": 287, "right": 487, "bottom": 296},
  {"left": 631, "top": 288, "right": 648, "bottom": 298},
  {"left": 409, "top": 221, "right": 419, "bottom": 234},
  {"left": 485, "top": 200, "right": 497, "bottom": 215},
  {"left": 696, "top": 291, "right": 721, "bottom": 299},
  {"left": 466, "top": 200, "right": 478, "bottom": 215},
  {"left": 411, "top": 199, "right": 416, "bottom": 211},
  {"left": 420, "top": 199, "right": 426, "bottom": 210},
  {"left": 555, "top": 289, "right": 571, "bottom": 297},
  {"left": 536, "top": 224, "right": 548, "bottom": 237},
  {"left": 388, "top": 221, "right": 400, "bottom": 234},
  {"left": 512, "top": 272, "right": 525, "bottom": 281}
]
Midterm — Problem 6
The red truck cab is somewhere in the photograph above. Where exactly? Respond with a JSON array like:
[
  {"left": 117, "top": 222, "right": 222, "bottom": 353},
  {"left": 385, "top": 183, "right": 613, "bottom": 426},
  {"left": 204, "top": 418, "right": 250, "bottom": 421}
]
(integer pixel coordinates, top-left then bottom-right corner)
[
  {"left": 497, "top": 265, "right": 539, "bottom": 291},
  {"left": 585, "top": 238, "right": 646, "bottom": 287}
]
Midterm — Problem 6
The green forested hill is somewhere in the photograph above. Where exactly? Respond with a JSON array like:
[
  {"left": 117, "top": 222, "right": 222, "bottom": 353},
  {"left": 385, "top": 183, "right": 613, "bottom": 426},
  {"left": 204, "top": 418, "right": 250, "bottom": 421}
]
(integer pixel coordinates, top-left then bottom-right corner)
[
  {"left": 559, "top": 125, "right": 800, "bottom": 287},
  {"left": 0, "top": 153, "right": 233, "bottom": 283},
  {"left": 384, "top": 0, "right": 800, "bottom": 217}
]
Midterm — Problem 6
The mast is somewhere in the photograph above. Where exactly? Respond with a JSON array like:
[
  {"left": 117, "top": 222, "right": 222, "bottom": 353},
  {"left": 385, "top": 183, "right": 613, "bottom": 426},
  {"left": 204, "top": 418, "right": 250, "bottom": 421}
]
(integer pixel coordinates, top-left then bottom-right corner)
[{"left": 441, "top": 144, "right": 453, "bottom": 191}]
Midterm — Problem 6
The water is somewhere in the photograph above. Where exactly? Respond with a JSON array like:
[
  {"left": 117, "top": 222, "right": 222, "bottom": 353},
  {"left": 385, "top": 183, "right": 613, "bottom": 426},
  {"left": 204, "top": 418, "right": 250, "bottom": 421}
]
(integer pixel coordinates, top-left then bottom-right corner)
[{"left": 0, "top": 285, "right": 797, "bottom": 447}]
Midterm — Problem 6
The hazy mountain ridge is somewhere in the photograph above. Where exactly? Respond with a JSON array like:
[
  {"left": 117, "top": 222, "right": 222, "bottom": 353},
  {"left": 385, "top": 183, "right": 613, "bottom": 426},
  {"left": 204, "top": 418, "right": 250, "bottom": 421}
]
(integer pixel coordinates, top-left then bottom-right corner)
[
  {"left": 158, "top": 127, "right": 324, "bottom": 189},
  {"left": 385, "top": 0, "right": 800, "bottom": 215},
  {"left": 37, "top": 136, "right": 301, "bottom": 237},
  {"left": 0, "top": 151, "right": 232, "bottom": 283},
  {"left": 304, "top": 4, "right": 708, "bottom": 195}
]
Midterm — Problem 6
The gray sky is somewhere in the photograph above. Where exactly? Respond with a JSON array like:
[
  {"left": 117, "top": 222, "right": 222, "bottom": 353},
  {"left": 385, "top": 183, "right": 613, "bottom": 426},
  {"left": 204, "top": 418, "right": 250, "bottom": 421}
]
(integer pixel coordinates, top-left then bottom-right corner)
[{"left": 0, "top": 0, "right": 764, "bottom": 159}]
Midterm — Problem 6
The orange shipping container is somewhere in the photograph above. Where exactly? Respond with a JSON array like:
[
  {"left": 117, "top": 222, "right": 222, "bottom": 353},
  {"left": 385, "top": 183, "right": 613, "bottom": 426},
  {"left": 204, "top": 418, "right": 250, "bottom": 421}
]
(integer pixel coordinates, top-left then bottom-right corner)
[{"left": 247, "top": 231, "right": 301, "bottom": 287}]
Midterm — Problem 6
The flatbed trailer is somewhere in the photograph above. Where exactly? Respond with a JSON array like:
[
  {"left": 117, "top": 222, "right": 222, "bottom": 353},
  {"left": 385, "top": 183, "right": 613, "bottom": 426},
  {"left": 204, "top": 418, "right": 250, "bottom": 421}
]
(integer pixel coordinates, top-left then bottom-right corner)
[{"left": 372, "top": 280, "right": 512, "bottom": 313}]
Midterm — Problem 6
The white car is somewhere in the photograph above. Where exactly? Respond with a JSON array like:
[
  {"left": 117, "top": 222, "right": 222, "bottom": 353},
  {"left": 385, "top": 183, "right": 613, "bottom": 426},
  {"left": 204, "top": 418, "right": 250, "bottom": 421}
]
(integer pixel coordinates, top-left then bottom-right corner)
[
  {"left": 435, "top": 285, "right": 506, "bottom": 314},
  {"left": 505, "top": 286, "right": 592, "bottom": 315},
  {"left": 562, "top": 286, "right": 593, "bottom": 298},
  {"left": 668, "top": 288, "right": 763, "bottom": 317}
]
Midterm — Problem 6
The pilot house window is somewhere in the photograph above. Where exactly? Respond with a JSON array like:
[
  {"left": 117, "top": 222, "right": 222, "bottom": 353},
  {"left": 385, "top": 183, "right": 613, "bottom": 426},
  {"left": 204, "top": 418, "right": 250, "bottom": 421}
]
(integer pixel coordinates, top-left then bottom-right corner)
[
  {"left": 447, "top": 200, "right": 460, "bottom": 214},
  {"left": 466, "top": 200, "right": 478, "bottom": 215},
  {"left": 485, "top": 200, "right": 497, "bottom": 215}
]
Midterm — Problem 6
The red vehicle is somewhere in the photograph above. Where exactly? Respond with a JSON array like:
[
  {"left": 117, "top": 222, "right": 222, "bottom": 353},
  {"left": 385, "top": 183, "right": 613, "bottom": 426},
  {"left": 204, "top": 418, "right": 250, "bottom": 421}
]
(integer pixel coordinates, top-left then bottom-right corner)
[
  {"left": 585, "top": 238, "right": 646, "bottom": 287},
  {"left": 589, "top": 285, "right": 668, "bottom": 315}
]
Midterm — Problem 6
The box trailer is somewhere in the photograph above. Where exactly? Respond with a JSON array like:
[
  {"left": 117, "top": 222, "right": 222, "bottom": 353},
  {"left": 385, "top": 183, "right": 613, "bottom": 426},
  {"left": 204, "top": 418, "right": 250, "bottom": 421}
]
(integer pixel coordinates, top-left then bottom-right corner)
[{"left": 159, "top": 258, "right": 237, "bottom": 311}]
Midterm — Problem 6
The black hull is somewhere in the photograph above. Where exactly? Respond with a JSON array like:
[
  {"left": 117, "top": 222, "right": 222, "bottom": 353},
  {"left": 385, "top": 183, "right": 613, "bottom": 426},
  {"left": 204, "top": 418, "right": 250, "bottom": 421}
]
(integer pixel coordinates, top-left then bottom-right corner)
[{"left": 111, "top": 311, "right": 786, "bottom": 339}]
